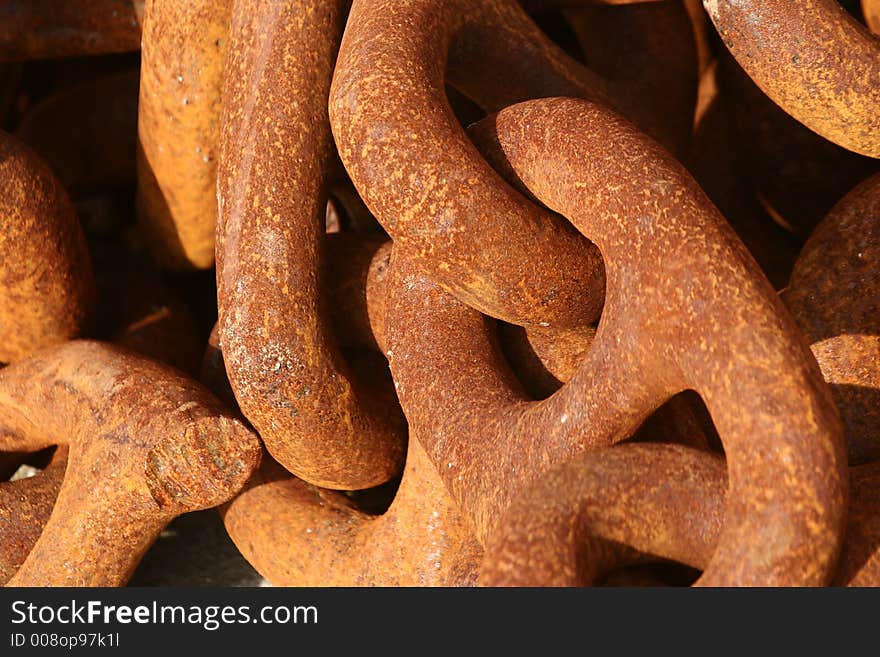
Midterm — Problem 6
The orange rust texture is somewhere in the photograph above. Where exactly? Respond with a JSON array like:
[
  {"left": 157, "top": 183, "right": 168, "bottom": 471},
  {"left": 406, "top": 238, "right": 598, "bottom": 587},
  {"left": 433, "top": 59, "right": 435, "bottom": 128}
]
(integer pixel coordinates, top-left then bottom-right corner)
[
  {"left": 864, "top": 0, "right": 880, "bottom": 33},
  {"left": 136, "top": 0, "right": 230, "bottom": 270},
  {"left": 330, "top": 0, "right": 609, "bottom": 330},
  {"left": 562, "top": 0, "right": 697, "bottom": 156},
  {"left": 222, "top": 439, "right": 482, "bottom": 586},
  {"left": 782, "top": 173, "right": 880, "bottom": 465},
  {"left": 703, "top": 0, "right": 880, "bottom": 157},
  {"left": 206, "top": 297, "right": 479, "bottom": 586},
  {"left": 479, "top": 445, "right": 880, "bottom": 586},
  {"left": 0, "top": 131, "right": 95, "bottom": 364},
  {"left": 0, "top": 1, "right": 144, "bottom": 61},
  {"left": 479, "top": 444, "right": 727, "bottom": 586},
  {"left": 217, "top": 0, "right": 405, "bottom": 490},
  {"left": 330, "top": 0, "right": 699, "bottom": 332},
  {"left": 1, "top": 0, "right": 876, "bottom": 591},
  {"left": 385, "top": 98, "right": 846, "bottom": 585},
  {"left": 16, "top": 72, "right": 139, "bottom": 211},
  {"left": 0, "top": 448, "right": 66, "bottom": 585},
  {"left": 497, "top": 323, "right": 711, "bottom": 450},
  {"left": 0, "top": 342, "right": 260, "bottom": 586},
  {"left": 482, "top": 162, "right": 880, "bottom": 587}
]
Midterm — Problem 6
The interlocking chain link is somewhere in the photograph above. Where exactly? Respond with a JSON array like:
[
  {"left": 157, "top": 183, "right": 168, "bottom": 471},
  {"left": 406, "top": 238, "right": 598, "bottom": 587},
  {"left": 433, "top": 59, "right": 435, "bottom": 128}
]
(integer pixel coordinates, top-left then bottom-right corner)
[{"left": 0, "top": 0, "right": 877, "bottom": 588}]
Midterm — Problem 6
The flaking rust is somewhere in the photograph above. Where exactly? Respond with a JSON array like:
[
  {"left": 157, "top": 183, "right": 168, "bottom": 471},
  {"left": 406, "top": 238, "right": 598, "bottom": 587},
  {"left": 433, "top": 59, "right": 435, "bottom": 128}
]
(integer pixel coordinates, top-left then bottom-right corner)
[
  {"left": 217, "top": 0, "right": 405, "bottom": 490},
  {"left": 703, "top": 0, "right": 880, "bottom": 157},
  {"left": 385, "top": 98, "right": 847, "bottom": 585},
  {"left": 0, "top": 342, "right": 260, "bottom": 586},
  {"left": 0, "top": 0, "right": 878, "bottom": 589},
  {"left": 0, "top": 131, "right": 95, "bottom": 365},
  {"left": 136, "top": 0, "right": 230, "bottom": 269}
]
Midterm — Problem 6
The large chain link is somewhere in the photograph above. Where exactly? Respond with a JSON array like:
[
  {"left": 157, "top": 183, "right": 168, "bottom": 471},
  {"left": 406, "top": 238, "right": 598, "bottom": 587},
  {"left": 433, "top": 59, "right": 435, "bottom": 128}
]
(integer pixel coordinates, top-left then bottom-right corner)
[{"left": 0, "top": 0, "right": 877, "bottom": 587}]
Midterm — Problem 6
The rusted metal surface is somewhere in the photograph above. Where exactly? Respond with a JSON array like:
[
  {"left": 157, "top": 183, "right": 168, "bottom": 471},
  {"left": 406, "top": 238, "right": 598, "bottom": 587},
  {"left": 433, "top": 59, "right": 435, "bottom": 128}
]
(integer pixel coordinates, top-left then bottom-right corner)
[
  {"left": 330, "top": 1, "right": 702, "bottom": 330},
  {"left": 782, "top": 173, "right": 880, "bottom": 465},
  {"left": 562, "top": 0, "right": 697, "bottom": 157},
  {"left": 0, "top": 0, "right": 877, "bottom": 589},
  {"left": 330, "top": 0, "right": 609, "bottom": 330},
  {"left": 703, "top": 0, "right": 880, "bottom": 157},
  {"left": 479, "top": 445, "right": 880, "bottom": 586},
  {"left": 0, "top": 1, "right": 144, "bottom": 61},
  {"left": 136, "top": 0, "right": 230, "bottom": 270},
  {"left": 386, "top": 98, "right": 847, "bottom": 584},
  {"left": 16, "top": 71, "right": 140, "bottom": 237},
  {"left": 0, "top": 448, "right": 66, "bottom": 585},
  {"left": 217, "top": 0, "right": 405, "bottom": 489},
  {"left": 0, "top": 131, "right": 95, "bottom": 365},
  {"left": 0, "top": 341, "right": 260, "bottom": 586},
  {"left": 480, "top": 457, "right": 880, "bottom": 587},
  {"left": 479, "top": 444, "right": 727, "bottom": 586},
  {"left": 206, "top": 303, "right": 479, "bottom": 586},
  {"left": 497, "top": 323, "right": 711, "bottom": 450},
  {"left": 222, "top": 439, "right": 482, "bottom": 586},
  {"left": 864, "top": 0, "right": 880, "bottom": 33},
  {"left": 483, "top": 164, "right": 880, "bottom": 587}
]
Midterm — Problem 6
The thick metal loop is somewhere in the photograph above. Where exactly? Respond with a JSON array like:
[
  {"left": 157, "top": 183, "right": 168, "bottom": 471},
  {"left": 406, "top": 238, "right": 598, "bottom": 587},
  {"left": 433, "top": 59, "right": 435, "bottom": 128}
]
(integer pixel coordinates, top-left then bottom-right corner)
[
  {"left": 484, "top": 152, "right": 880, "bottom": 588},
  {"left": 0, "top": 131, "right": 95, "bottom": 365},
  {"left": 0, "top": 1, "right": 144, "bottom": 61},
  {"left": 703, "top": 0, "right": 880, "bottom": 158},
  {"left": 1, "top": 0, "right": 874, "bottom": 589},
  {"left": 221, "top": 439, "right": 482, "bottom": 586},
  {"left": 386, "top": 97, "right": 847, "bottom": 585},
  {"left": 0, "top": 448, "right": 66, "bottom": 585},
  {"left": 480, "top": 445, "right": 880, "bottom": 586},
  {"left": 782, "top": 172, "right": 880, "bottom": 464},
  {"left": 203, "top": 312, "right": 480, "bottom": 586},
  {"left": 478, "top": 444, "right": 727, "bottom": 586},
  {"left": 330, "top": 0, "right": 614, "bottom": 329},
  {"left": 217, "top": 0, "right": 405, "bottom": 490},
  {"left": 136, "top": 0, "right": 230, "bottom": 269},
  {"left": 0, "top": 342, "right": 260, "bottom": 586}
]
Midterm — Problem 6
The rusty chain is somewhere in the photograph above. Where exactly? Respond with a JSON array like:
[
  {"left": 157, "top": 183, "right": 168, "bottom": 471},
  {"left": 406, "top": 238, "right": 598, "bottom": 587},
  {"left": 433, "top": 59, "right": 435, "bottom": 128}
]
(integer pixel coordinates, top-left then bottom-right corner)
[{"left": 0, "top": 0, "right": 877, "bottom": 588}]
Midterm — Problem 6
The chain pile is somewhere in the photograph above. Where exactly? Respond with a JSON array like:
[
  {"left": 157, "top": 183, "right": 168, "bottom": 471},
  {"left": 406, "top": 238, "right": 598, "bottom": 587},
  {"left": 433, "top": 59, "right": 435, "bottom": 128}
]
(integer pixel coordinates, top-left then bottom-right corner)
[{"left": 0, "top": 0, "right": 878, "bottom": 587}]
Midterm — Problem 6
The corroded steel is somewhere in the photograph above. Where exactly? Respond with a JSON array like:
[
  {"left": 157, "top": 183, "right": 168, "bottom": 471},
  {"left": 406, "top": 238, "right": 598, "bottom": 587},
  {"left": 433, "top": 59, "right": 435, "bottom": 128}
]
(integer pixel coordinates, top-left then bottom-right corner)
[
  {"left": 0, "top": 1, "right": 144, "bottom": 61},
  {"left": 703, "top": 0, "right": 880, "bottom": 157},
  {"left": 136, "top": 0, "right": 230, "bottom": 269},
  {"left": 0, "top": 131, "right": 95, "bottom": 364},
  {"left": 0, "top": 342, "right": 260, "bottom": 586},
  {"left": 330, "top": 0, "right": 610, "bottom": 330},
  {"left": 217, "top": 0, "right": 405, "bottom": 489},
  {"left": 385, "top": 98, "right": 847, "bottom": 585},
  {"left": 782, "top": 173, "right": 880, "bottom": 464},
  {"left": 222, "top": 439, "right": 482, "bottom": 586},
  {"left": 0, "top": 0, "right": 876, "bottom": 589},
  {"left": 0, "top": 448, "right": 66, "bottom": 585},
  {"left": 864, "top": 0, "right": 880, "bottom": 33}
]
